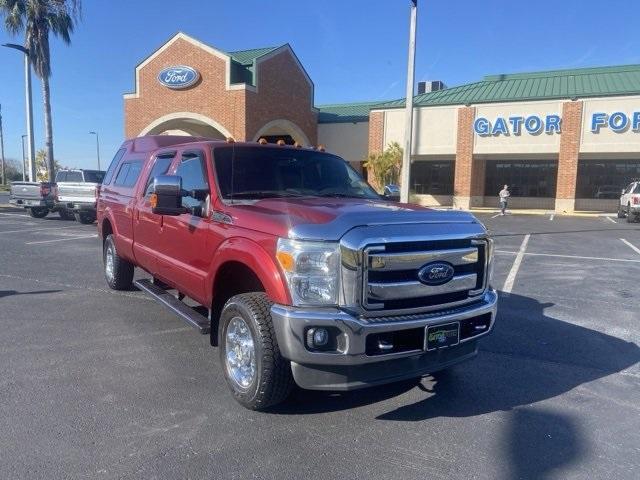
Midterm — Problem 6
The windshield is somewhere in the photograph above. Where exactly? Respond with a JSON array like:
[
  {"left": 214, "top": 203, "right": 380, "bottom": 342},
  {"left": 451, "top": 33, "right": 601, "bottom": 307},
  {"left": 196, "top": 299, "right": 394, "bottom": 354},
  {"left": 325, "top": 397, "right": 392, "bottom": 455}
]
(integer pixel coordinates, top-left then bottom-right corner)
[{"left": 213, "top": 146, "right": 379, "bottom": 200}]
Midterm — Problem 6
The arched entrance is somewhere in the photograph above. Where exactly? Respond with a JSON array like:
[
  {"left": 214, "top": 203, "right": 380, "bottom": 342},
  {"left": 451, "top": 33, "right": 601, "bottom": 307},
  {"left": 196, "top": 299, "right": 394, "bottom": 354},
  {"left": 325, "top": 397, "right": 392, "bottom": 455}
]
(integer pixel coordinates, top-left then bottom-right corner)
[
  {"left": 252, "top": 119, "right": 311, "bottom": 146},
  {"left": 139, "top": 112, "right": 232, "bottom": 139}
]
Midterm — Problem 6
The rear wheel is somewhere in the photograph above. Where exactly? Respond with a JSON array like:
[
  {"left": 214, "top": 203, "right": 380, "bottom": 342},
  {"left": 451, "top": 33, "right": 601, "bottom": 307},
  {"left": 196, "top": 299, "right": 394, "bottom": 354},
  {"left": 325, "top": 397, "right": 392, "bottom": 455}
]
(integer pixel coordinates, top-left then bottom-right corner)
[
  {"left": 103, "top": 234, "right": 134, "bottom": 290},
  {"left": 28, "top": 207, "right": 49, "bottom": 218},
  {"left": 219, "top": 293, "right": 293, "bottom": 410},
  {"left": 74, "top": 211, "right": 96, "bottom": 224},
  {"left": 58, "top": 209, "right": 74, "bottom": 220}
]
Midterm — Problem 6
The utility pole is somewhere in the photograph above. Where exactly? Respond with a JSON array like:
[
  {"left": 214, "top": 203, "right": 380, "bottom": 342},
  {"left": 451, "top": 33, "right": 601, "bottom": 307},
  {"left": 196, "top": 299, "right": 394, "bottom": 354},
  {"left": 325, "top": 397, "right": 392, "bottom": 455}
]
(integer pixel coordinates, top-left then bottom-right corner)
[
  {"left": 3, "top": 44, "right": 36, "bottom": 182},
  {"left": 0, "top": 104, "right": 5, "bottom": 185},
  {"left": 400, "top": 0, "right": 418, "bottom": 203},
  {"left": 21, "top": 135, "right": 27, "bottom": 181},
  {"left": 89, "top": 131, "right": 101, "bottom": 170}
]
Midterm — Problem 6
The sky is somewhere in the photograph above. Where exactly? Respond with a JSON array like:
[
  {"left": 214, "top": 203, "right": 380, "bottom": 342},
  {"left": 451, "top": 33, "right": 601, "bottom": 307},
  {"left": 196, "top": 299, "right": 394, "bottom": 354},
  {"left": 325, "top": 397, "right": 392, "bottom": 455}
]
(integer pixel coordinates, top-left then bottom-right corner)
[{"left": 1, "top": 0, "right": 640, "bottom": 170}]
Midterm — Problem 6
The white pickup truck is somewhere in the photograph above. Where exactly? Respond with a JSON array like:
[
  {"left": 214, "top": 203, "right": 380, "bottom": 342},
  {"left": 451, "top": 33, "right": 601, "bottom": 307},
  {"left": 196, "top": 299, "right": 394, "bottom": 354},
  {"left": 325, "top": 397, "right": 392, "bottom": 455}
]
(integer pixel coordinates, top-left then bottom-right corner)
[
  {"left": 55, "top": 169, "right": 105, "bottom": 224},
  {"left": 618, "top": 180, "right": 640, "bottom": 223}
]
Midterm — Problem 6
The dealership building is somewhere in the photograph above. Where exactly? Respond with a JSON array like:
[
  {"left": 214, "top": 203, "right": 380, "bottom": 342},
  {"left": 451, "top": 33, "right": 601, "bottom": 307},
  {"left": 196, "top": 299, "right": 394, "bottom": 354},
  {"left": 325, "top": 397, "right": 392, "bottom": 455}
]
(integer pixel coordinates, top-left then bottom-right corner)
[{"left": 124, "top": 32, "right": 640, "bottom": 212}]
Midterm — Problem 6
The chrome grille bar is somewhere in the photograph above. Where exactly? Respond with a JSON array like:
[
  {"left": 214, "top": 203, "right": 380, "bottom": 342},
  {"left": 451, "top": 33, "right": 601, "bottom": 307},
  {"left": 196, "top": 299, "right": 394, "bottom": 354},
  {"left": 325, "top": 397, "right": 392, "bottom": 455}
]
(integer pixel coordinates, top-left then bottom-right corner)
[
  {"left": 368, "top": 247, "right": 478, "bottom": 271},
  {"left": 368, "top": 273, "right": 477, "bottom": 301}
]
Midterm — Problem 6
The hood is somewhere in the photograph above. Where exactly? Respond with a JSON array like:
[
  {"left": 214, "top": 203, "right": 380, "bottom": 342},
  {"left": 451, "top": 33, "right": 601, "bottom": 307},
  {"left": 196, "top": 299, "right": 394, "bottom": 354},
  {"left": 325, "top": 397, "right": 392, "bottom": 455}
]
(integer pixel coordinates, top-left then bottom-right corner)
[{"left": 227, "top": 197, "right": 480, "bottom": 241}]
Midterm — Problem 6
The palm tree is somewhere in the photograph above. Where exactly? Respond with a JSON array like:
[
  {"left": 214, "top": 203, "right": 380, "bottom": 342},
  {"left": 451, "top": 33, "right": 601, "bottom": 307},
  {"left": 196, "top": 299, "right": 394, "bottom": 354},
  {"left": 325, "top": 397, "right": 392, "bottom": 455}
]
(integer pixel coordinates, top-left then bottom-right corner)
[{"left": 0, "top": 0, "right": 80, "bottom": 181}]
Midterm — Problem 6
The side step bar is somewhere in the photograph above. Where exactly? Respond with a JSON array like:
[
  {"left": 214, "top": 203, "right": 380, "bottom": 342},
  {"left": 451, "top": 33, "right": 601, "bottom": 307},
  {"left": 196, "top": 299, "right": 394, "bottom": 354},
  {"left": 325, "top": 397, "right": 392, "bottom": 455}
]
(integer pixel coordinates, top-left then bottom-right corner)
[{"left": 134, "top": 279, "right": 210, "bottom": 334}]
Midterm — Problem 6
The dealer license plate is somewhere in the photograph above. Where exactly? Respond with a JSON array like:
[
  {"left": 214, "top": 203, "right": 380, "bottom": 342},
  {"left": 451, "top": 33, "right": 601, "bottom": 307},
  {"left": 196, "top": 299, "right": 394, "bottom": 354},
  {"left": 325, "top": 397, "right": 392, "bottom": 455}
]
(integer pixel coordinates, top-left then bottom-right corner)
[{"left": 425, "top": 322, "right": 460, "bottom": 351}]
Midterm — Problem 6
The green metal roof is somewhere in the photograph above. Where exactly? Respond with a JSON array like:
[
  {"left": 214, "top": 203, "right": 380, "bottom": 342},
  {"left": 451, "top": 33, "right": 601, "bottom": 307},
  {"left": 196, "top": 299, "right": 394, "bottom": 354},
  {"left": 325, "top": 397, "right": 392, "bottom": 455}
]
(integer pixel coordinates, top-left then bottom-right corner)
[
  {"left": 228, "top": 46, "right": 280, "bottom": 65},
  {"left": 226, "top": 45, "right": 283, "bottom": 85},
  {"left": 376, "top": 64, "right": 640, "bottom": 110},
  {"left": 317, "top": 101, "right": 385, "bottom": 123}
]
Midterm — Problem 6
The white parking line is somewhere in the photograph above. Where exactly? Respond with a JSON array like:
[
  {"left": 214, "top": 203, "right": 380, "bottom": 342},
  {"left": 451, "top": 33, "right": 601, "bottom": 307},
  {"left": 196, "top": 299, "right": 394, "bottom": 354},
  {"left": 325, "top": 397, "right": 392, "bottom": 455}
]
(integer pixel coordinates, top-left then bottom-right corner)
[
  {"left": 0, "top": 225, "right": 81, "bottom": 235},
  {"left": 606, "top": 216, "right": 617, "bottom": 224},
  {"left": 26, "top": 234, "right": 98, "bottom": 245},
  {"left": 549, "top": 214, "right": 555, "bottom": 221},
  {"left": 620, "top": 238, "right": 640, "bottom": 256},
  {"left": 502, "top": 234, "right": 530, "bottom": 294},
  {"left": 0, "top": 212, "right": 29, "bottom": 217},
  {"left": 495, "top": 250, "right": 640, "bottom": 263},
  {"left": 491, "top": 213, "right": 501, "bottom": 219}
]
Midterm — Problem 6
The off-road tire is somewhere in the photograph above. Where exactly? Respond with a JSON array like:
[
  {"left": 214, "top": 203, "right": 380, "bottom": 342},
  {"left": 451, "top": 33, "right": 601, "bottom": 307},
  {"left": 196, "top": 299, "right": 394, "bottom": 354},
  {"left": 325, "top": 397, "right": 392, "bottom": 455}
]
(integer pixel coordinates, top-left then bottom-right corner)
[
  {"left": 28, "top": 207, "right": 49, "bottom": 218},
  {"left": 74, "top": 211, "right": 96, "bottom": 224},
  {"left": 103, "top": 234, "right": 134, "bottom": 290},
  {"left": 58, "top": 209, "right": 74, "bottom": 220},
  {"left": 617, "top": 205, "right": 625, "bottom": 218},
  {"left": 219, "top": 293, "right": 293, "bottom": 410},
  {"left": 626, "top": 205, "right": 636, "bottom": 223}
]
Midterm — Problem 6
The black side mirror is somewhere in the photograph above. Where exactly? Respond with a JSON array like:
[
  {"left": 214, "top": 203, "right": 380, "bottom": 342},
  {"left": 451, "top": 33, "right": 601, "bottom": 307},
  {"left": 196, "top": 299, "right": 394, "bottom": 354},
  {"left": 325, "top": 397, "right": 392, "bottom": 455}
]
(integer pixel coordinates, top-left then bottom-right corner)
[
  {"left": 150, "top": 175, "right": 187, "bottom": 216},
  {"left": 383, "top": 184, "right": 401, "bottom": 202}
]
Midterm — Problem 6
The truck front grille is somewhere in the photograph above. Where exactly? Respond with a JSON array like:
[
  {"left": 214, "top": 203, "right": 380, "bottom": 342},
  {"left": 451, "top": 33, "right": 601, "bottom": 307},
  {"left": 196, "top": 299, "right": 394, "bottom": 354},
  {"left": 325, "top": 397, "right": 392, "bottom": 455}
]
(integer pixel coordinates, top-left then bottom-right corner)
[{"left": 362, "top": 238, "right": 487, "bottom": 313}]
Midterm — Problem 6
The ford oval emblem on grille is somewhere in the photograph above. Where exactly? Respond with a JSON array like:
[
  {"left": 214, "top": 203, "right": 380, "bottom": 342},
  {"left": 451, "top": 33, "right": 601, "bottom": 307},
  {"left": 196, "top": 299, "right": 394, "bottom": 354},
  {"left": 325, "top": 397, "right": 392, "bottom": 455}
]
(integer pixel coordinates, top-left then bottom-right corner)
[{"left": 418, "top": 261, "right": 455, "bottom": 286}]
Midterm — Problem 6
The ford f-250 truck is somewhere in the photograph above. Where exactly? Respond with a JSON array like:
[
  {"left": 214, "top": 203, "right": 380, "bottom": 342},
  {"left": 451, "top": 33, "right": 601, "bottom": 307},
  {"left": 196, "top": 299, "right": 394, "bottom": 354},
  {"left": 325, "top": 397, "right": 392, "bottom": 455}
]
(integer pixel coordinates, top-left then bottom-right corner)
[{"left": 97, "top": 135, "right": 497, "bottom": 410}]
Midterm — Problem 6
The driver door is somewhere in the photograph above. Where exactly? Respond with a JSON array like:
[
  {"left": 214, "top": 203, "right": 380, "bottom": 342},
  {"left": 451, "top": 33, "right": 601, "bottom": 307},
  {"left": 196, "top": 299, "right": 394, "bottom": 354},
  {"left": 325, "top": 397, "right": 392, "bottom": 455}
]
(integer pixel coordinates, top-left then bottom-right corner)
[{"left": 155, "top": 149, "right": 216, "bottom": 304}]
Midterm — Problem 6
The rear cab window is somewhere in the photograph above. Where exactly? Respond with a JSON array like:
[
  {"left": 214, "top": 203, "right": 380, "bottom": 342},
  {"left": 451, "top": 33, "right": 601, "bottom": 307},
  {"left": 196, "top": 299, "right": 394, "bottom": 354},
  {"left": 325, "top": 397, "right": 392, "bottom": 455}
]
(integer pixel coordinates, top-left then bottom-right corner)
[{"left": 103, "top": 148, "right": 126, "bottom": 185}]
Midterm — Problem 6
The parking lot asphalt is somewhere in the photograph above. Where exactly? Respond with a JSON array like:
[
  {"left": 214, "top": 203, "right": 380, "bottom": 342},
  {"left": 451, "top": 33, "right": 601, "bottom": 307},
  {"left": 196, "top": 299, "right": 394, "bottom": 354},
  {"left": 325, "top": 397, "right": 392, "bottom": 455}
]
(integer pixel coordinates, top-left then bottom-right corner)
[{"left": 0, "top": 207, "right": 639, "bottom": 480}]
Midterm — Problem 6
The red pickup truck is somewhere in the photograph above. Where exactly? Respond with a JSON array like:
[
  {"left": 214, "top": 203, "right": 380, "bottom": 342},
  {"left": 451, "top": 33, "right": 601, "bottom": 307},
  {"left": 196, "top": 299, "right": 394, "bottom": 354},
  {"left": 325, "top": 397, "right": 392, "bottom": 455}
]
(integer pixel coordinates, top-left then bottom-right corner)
[{"left": 97, "top": 136, "right": 497, "bottom": 410}]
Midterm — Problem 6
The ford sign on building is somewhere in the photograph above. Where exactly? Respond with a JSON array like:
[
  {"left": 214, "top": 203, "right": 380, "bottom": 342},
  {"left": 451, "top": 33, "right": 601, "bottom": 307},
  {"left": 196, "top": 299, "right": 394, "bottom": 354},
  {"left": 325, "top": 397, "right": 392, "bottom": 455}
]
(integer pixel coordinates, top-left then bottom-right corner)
[
  {"left": 124, "top": 33, "right": 640, "bottom": 213},
  {"left": 157, "top": 65, "right": 200, "bottom": 89}
]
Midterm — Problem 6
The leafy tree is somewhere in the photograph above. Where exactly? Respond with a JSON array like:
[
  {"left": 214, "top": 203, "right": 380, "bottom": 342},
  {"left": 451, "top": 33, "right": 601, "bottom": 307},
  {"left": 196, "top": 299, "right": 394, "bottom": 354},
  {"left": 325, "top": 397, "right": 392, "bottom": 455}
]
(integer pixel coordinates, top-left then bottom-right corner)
[
  {"left": 364, "top": 142, "right": 403, "bottom": 191},
  {"left": 35, "top": 147, "right": 60, "bottom": 180},
  {"left": 0, "top": 0, "right": 81, "bottom": 181}
]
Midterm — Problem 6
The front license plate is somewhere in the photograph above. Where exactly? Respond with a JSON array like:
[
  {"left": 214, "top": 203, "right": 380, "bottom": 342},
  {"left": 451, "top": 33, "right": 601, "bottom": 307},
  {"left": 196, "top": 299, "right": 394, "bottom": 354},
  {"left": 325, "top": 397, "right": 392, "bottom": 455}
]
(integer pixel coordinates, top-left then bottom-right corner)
[{"left": 425, "top": 322, "right": 460, "bottom": 351}]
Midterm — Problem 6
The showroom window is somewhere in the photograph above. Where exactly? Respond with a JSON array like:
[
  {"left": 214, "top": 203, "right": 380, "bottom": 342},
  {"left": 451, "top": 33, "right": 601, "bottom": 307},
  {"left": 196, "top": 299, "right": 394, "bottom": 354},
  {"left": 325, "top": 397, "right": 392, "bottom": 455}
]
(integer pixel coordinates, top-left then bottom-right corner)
[
  {"left": 410, "top": 161, "right": 454, "bottom": 195},
  {"left": 576, "top": 160, "right": 640, "bottom": 199},
  {"left": 484, "top": 160, "right": 558, "bottom": 197}
]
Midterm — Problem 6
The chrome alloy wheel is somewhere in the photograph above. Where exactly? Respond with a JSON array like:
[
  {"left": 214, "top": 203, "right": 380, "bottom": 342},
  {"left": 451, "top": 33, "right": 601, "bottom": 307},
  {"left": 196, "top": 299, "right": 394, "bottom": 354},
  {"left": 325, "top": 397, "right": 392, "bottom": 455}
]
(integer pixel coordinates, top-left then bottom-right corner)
[
  {"left": 225, "top": 316, "right": 256, "bottom": 390},
  {"left": 105, "top": 244, "right": 115, "bottom": 282}
]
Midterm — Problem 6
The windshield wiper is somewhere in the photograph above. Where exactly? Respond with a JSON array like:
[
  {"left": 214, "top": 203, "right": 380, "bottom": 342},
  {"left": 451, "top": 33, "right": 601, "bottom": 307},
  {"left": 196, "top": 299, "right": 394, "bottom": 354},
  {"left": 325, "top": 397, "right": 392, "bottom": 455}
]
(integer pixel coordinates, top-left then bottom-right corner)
[{"left": 230, "top": 191, "right": 306, "bottom": 199}]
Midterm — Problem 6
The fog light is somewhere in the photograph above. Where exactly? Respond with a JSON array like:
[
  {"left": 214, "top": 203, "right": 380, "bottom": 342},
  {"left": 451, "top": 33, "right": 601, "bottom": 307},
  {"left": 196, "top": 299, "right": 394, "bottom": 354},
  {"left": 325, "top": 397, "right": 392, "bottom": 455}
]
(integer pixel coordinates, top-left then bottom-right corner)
[{"left": 307, "top": 327, "right": 329, "bottom": 348}]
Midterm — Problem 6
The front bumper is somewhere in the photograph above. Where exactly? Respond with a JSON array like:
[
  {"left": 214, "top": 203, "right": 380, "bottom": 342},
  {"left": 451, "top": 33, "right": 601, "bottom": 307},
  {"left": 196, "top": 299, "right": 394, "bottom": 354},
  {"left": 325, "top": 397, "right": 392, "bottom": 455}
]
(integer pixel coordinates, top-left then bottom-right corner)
[{"left": 270, "top": 289, "right": 498, "bottom": 390}]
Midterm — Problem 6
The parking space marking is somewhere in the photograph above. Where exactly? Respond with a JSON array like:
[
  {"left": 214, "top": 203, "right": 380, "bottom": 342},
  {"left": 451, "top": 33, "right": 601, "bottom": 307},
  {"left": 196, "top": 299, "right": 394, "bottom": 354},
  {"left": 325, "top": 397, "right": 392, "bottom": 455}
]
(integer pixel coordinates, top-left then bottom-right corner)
[
  {"left": 502, "top": 233, "right": 530, "bottom": 293},
  {"left": 0, "top": 212, "right": 30, "bottom": 217},
  {"left": 606, "top": 216, "right": 617, "bottom": 224},
  {"left": 620, "top": 238, "right": 640, "bottom": 256},
  {"left": 26, "top": 234, "right": 98, "bottom": 245},
  {"left": 490, "top": 213, "right": 501, "bottom": 218},
  {"left": 0, "top": 225, "right": 82, "bottom": 235},
  {"left": 549, "top": 214, "right": 554, "bottom": 221},
  {"left": 495, "top": 250, "right": 640, "bottom": 263}
]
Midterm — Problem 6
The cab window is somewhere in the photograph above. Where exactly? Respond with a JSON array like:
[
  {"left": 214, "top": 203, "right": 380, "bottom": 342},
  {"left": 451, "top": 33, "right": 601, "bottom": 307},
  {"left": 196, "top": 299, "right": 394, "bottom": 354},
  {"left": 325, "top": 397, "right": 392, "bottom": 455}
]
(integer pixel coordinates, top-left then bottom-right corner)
[
  {"left": 114, "top": 160, "right": 143, "bottom": 188},
  {"left": 66, "top": 171, "right": 83, "bottom": 182},
  {"left": 103, "top": 148, "right": 126, "bottom": 185},
  {"left": 175, "top": 151, "right": 209, "bottom": 209},
  {"left": 144, "top": 153, "right": 175, "bottom": 196}
]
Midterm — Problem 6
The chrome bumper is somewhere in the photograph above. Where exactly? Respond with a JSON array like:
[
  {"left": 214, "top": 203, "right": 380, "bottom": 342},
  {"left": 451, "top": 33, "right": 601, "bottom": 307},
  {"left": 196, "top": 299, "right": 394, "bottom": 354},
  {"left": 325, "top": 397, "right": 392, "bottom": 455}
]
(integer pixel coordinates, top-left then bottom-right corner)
[{"left": 270, "top": 289, "right": 498, "bottom": 390}]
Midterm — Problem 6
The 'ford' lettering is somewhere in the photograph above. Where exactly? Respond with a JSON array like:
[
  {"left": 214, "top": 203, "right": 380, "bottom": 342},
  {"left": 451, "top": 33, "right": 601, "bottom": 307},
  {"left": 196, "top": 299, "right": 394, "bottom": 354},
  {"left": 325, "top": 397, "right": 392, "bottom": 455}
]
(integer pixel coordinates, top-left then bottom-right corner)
[
  {"left": 418, "top": 261, "right": 455, "bottom": 286},
  {"left": 157, "top": 65, "right": 200, "bottom": 89}
]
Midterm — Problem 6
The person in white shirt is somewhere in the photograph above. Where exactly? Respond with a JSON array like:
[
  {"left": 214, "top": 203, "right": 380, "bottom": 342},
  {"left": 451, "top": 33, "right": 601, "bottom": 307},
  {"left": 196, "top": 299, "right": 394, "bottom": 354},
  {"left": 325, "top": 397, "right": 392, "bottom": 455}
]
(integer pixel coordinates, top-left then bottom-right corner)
[{"left": 499, "top": 185, "right": 510, "bottom": 215}]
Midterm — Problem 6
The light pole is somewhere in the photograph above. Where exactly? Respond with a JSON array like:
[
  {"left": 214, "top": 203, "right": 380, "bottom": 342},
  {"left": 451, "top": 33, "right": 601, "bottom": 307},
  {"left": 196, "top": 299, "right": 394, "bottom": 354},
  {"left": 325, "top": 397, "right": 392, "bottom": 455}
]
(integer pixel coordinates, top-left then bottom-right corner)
[
  {"left": 21, "top": 135, "right": 27, "bottom": 181},
  {"left": 3, "top": 43, "right": 36, "bottom": 183},
  {"left": 89, "top": 131, "right": 101, "bottom": 170},
  {"left": 400, "top": 0, "right": 418, "bottom": 203}
]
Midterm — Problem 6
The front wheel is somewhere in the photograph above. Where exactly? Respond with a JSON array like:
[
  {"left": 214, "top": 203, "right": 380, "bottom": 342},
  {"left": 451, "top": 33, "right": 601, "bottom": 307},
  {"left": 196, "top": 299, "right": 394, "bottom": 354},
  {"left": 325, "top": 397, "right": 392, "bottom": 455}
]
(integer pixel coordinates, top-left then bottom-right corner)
[
  {"left": 219, "top": 293, "right": 294, "bottom": 410},
  {"left": 28, "top": 207, "right": 49, "bottom": 218},
  {"left": 103, "top": 234, "right": 134, "bottom": 290},
  {"left": 74, "top": 211, "right": 96, "bottom": 224},
  {"left": 617, "top": 205, "right": 625, "bottom": 218},
  {"left": 58, "top": 209, "right": 75, "bottom": 220}
]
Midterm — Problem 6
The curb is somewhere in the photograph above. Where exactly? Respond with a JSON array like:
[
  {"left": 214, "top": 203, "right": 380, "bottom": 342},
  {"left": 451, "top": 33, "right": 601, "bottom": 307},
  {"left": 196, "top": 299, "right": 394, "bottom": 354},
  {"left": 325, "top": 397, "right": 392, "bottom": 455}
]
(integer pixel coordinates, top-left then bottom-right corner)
[{"left": 467, "top": 208, "right": 614, "bottom": 218}]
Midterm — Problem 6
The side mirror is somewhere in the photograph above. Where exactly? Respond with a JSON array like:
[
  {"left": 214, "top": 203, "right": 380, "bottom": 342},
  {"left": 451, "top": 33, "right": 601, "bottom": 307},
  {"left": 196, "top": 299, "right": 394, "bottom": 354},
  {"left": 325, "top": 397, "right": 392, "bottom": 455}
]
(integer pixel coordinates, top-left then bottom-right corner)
[
  {"left": 383, "top": 184, "right": 401, "bottom": 202},
  {"left": 150, "top": 175, "right": 187, "bottom": 216}
]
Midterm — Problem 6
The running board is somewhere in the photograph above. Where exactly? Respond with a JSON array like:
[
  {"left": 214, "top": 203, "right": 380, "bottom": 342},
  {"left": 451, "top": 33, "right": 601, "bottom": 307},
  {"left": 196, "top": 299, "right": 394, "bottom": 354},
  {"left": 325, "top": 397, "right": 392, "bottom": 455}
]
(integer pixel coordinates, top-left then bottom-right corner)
[{"left": 134, "top": 279, "right": 210, "bottom": 334}]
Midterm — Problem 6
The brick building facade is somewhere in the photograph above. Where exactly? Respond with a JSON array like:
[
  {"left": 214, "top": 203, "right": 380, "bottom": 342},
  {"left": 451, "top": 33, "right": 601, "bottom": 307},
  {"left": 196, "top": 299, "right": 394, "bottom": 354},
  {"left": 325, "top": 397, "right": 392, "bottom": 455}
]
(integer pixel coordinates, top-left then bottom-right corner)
[{"left": 124, "top": 36, "right": 640, "bottom": 212}]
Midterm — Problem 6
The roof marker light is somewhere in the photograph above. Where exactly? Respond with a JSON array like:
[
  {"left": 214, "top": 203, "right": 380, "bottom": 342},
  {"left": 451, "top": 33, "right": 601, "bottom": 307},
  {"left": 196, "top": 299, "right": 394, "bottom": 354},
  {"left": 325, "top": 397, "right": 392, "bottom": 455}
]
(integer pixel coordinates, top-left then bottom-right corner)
[
  {"left": 226, "top": 137, "right": 235, "bottom": 143},
  {"left": 258, "top": 138, "right": 268, "bottom": 145},
  {"left": 276, "top": 139, "right": 286, "bottom": 146}
]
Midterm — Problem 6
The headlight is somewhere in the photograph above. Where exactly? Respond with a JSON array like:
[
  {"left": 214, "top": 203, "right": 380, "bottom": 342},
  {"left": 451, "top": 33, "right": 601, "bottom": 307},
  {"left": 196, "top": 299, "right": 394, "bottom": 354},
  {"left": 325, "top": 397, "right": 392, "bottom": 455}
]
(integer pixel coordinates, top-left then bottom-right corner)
[{"left": 276, "top": 238, "right": 340, "bottom": 306}]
